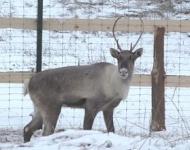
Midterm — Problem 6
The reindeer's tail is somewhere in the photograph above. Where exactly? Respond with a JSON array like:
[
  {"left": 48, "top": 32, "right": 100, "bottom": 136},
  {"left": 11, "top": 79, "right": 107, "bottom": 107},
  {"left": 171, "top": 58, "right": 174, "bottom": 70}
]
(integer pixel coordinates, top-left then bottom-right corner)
[{"left": 23, "top": 79, "right": 30, "bottom": 96}]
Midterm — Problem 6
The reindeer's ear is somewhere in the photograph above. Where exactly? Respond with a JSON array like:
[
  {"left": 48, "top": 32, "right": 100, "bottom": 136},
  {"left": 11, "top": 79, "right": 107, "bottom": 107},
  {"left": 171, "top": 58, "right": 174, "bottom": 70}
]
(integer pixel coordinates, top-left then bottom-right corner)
[
  {"left": 133, "top": 48, "right": 143, "bottom": 59},
  {"left": 110, "top": 48, "right": 120, "bottom": 58}
]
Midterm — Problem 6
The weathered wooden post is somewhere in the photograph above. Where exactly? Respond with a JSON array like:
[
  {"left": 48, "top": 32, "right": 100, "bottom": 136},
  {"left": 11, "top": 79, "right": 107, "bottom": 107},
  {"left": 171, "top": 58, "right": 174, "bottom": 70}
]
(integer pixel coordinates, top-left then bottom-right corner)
[{"left": 150, "top": 26, "right": 166, "bottom": 131}]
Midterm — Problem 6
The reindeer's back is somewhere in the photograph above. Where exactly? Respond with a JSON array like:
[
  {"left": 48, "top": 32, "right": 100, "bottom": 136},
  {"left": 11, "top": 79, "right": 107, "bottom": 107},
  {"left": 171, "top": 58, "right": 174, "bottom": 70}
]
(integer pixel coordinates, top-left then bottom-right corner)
[{"left": 28, "top": 62, "right": 117, "bottom": 103}]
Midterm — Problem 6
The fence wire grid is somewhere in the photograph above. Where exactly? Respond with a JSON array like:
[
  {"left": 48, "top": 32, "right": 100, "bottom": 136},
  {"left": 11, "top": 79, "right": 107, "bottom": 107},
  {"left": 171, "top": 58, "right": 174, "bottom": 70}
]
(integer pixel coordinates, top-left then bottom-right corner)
[{"left": 0, "top": 0, "right": 190, "bottom": 144}]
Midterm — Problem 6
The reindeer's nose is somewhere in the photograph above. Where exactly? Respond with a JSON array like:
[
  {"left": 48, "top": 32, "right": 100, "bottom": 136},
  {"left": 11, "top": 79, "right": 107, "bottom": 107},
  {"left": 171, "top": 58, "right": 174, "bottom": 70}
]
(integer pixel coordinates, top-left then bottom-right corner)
[{"left": 119, "top": 68, "right": 128, "bottom": 79}]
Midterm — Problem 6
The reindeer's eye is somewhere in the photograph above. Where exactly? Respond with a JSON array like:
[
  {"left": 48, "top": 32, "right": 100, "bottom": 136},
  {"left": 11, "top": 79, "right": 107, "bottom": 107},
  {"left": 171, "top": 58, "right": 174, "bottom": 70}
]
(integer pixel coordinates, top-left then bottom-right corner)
[{"left": 117, "top": 54, "right": 123, "bottom": 60}]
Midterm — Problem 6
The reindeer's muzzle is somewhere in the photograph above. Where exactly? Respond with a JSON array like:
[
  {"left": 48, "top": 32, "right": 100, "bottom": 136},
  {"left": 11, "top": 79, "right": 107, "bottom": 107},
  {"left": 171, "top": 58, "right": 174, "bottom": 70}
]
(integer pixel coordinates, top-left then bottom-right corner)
[{"left": 119, "top": 68, "right": 129, "bottom": 79}]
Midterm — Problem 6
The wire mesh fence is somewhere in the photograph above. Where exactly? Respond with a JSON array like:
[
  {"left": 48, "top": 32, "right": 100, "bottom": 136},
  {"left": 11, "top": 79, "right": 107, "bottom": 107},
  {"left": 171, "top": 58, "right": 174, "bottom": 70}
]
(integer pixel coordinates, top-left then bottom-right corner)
[{"left": 0, "top": 0, "right": 190, "bottom": 144}]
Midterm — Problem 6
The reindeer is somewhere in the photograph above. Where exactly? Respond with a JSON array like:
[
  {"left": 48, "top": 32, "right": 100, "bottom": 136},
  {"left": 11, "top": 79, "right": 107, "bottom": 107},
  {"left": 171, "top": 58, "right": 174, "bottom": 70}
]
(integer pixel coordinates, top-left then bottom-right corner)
[{"left": 23, "top": 16, "right": 143, "bottom": 142}]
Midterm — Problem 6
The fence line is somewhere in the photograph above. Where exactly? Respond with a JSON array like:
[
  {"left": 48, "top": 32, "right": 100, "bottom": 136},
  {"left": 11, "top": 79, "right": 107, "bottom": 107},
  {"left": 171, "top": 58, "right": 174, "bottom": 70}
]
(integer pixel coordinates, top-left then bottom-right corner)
[
  {"left": 0, "top": 72, "right": 189, "bottom": 87},
  {"left": 0, "top": 17, "right": 190, "bottom": 32}
]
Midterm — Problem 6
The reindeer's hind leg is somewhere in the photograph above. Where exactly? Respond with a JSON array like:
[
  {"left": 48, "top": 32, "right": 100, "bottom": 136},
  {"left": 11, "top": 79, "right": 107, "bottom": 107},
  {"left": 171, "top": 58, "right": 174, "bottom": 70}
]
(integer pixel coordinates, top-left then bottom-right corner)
[
  {"left": 40, "top": 103, "right": 61, "bottom": 136},
  {"left": 24, "top": 109, "right": 43, "bottom": 142}
]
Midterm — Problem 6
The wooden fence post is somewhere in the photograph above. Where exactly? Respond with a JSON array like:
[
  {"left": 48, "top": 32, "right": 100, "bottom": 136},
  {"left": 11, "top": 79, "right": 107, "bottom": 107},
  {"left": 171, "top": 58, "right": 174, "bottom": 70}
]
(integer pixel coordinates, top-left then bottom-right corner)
[{"left": 150, "top": 26, "right": 166, "bottom": 131}]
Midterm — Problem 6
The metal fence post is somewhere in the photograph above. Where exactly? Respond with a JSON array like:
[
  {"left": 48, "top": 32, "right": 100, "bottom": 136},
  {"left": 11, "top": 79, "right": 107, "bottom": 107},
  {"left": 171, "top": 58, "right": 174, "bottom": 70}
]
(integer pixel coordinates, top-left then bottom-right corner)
[{"left": 36, "top": 0, "right": 43, "bottom": 72}]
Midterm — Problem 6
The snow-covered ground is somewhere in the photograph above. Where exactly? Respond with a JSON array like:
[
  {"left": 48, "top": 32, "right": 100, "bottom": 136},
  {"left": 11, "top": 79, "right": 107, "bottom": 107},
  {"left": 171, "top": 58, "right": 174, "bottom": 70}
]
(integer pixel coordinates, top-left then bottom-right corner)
[
  {"left": 1, "top": 130, "right": 190, "bottom": 150},
  {"left": 0, "top": 0, "right": 190, "bottom": 149}
]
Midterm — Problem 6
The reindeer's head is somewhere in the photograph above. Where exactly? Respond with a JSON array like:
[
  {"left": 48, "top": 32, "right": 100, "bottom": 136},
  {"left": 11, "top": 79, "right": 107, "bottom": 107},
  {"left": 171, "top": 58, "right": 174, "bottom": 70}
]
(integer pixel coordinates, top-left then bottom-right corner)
[{"left": 110, "top": 16, "right": 143, "bottom": 80}]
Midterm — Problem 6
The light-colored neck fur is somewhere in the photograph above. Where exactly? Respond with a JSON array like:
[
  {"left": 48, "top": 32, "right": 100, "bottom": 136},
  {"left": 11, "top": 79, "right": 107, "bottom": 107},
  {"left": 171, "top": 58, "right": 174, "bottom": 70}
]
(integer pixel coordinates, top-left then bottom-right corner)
[{"left": 104, "top": 65, "right": 133, "bottom": 100}]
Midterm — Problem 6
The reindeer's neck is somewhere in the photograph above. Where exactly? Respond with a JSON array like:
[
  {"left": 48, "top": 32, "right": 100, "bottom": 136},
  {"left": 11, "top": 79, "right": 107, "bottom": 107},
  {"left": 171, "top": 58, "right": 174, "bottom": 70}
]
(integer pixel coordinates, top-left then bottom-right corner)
[{"left": 111, "top": 68, "right": 133, "bottom": 99}]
